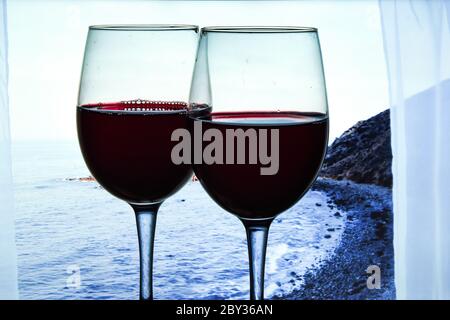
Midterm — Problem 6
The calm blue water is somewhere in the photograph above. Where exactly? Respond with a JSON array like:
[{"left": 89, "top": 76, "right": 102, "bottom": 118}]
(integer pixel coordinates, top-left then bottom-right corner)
[{"left": 12, "top": 141, "right": 344, "bottom": 300}]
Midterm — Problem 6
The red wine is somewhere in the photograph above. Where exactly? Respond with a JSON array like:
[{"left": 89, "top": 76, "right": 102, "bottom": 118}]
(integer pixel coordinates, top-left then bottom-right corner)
[
  {"left": 77, "top": 100, "right": 192, "bottom": 204},
  {"left": 190, "top": 111, "right": 328, "bottom": 220}
]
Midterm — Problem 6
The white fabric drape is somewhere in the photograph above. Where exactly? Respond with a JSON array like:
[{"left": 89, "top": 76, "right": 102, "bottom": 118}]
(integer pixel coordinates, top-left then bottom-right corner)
[
  {"left": 0, "top": 0, "right": 18, "bottom": 299},
  {"left": 380, "top": 0, "right": 450, "bottom": 299}
]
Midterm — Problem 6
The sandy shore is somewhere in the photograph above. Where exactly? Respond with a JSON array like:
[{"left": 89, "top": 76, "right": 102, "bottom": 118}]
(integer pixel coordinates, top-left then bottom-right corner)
[{"left": 279, "top": 178, "right": 395, "bottom": 300}]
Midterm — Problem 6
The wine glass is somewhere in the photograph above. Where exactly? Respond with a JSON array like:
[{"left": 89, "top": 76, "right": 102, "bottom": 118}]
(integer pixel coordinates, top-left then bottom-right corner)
[
  {"left": 189, "top": 26, "right": 329, "bottom": 300},
  {"left": 77, "top": 25, "right": 199, "bottom": 300}
]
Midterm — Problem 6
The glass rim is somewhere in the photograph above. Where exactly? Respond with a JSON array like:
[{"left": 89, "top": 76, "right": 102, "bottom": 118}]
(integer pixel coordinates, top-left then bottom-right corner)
[
  {"left": 89, "top": 24, "right": 199, "bottom": 31},
  {"left": 201, "top": 26, "right": 318, "bottom": 34}
]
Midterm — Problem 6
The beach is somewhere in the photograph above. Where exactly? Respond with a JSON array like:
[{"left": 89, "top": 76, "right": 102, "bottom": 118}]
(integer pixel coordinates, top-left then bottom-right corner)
[
  {"left": 280, "top": 178, "right": 395, "bottom": 300},
  {"left": 12, "top": 140, "right": 394, "bottom": 300}
]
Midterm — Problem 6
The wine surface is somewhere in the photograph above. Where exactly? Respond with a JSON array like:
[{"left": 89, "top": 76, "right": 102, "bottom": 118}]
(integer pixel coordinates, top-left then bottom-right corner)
[
  {"left": 190, "top": 111, "right": 329, "bottom": 220},
  {"left": 77, "top": 100, "right": 192, "bottom": 204}
]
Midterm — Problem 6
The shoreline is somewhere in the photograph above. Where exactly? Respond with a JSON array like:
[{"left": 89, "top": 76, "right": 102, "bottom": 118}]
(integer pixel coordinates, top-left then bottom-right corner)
[
  {"left": 278, "top": 178, "right": 395, "bottom": 300},
  {"left": 64, "top": 175, "right": 394, "bottom": 299}
]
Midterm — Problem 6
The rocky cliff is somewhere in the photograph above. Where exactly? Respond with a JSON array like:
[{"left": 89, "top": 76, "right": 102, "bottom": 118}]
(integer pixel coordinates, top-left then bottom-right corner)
[{"left": 320, "top": 109, "right": 392, "bottom": 188}]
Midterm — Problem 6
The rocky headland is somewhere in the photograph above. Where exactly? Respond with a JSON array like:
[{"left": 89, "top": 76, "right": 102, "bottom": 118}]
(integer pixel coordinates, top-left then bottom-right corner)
[{"left": 281, "top": 109, "right": 395, "bottom": 300}]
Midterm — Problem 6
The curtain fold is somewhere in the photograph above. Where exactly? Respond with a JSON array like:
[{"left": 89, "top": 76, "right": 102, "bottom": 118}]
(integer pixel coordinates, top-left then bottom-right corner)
[
  {"left": 0, "top": 0, "right": 18, "bottom": 299},
  {"left": 380, "top": 0, "right": 450, "bottom": 299}
]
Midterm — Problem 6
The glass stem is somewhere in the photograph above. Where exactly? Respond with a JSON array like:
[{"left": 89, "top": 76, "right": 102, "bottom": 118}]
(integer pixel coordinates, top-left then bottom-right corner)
[
  {"left": 242, "top": 219, "right": 272, "bottom": 300},
  {"left": 132, "top": 203, "right": 161, "bottom": 300}
]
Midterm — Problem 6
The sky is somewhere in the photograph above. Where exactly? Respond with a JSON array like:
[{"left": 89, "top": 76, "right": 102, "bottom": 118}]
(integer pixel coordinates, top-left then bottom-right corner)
[{"left": 7, "top": 0, "right": 389, "bottom": 142}]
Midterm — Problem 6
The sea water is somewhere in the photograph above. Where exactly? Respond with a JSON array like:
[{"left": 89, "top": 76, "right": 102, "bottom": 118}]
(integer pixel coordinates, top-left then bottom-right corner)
[{"left": 12, "top": 141, "right": 344, "bottom": 300}]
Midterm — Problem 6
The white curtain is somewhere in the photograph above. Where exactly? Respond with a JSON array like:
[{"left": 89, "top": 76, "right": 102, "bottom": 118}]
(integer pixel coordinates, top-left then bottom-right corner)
[
  {"left": 0, "top": 0, "right": 18, "bottom": 299},
  {"left": 380, "top": 0, "right": 450, "bottom": 299}
]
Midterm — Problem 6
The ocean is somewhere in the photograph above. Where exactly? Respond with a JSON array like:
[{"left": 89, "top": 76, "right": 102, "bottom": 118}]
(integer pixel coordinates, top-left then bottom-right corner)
[{"left": 12, "top": 141, "right": 344, "bottom": 300}]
